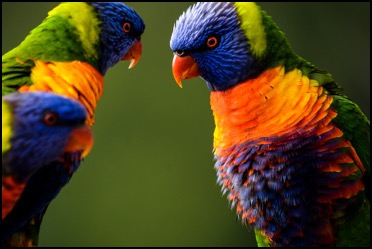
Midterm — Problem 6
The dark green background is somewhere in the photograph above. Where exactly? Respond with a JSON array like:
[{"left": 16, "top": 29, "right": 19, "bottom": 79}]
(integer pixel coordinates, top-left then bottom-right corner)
[{"left": 2, "top": 2, "right": 370, "bottom": 247}]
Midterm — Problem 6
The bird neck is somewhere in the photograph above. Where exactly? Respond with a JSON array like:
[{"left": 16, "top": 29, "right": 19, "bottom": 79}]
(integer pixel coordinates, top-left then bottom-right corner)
[
  {"left": 211, "top": 66, "right": 334, "bottom": 152},
  {"left": 14, "top": 2, "right": 102, "bottom": 74},
  {"left": 18, "top": 60, "right": 103, "bottom": 126},
  {"left": 48, "top": 2, "right": 101, "bottom": 66}
]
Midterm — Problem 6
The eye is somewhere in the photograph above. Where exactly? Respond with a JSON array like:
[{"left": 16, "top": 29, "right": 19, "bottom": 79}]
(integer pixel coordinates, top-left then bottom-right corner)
[
  {"left": 206, "top": 36, "right": 218, "bottom": 48},
  {"left": 123, "top": 22, "right": 131, "bottom": 33},
  {"left": 175, "top": 50, "right": 186, "bottom": 57},
  {"left": 44, "top": 112, "right": 58, "bottom": 126}
]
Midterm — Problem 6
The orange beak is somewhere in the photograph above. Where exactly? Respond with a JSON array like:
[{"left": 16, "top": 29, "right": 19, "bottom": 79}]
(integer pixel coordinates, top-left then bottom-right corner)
[
  {"left": 122, "top": 39, "right": 142, "bottom": 69},
  {"left": 172, "top": 54, "right": 200, "bottom": 88},
  {"left": 64, "top": 125, "right": 94, "bottom": 158}
]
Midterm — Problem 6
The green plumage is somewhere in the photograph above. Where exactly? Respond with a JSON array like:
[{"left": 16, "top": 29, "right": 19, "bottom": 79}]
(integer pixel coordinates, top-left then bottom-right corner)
[
  {"left": 4, "top": 15, "right": 88, "bottom": 62},
  {"left": 2, "top": 3, "right": 99, "bottom": 96}
]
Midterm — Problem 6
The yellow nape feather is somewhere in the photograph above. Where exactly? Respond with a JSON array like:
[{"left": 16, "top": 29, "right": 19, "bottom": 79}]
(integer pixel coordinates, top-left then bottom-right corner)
[
  {"left": 2, "top": 101, "right": 13, "bottom": 154},
  {"left": 234, "top": 2, "right": 266, "bottom": 58},
  {"left": 48, "top": 2, "right": 101, "bottom": 60}
]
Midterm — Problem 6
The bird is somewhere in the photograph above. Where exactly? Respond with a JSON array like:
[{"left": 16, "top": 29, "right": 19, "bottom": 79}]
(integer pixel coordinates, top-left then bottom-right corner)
[
  {"left": 3, "top": 2, "right": 145, "bottom": 125},
  {"left": 170, "top": 2, "right": 370, "bottom": 247},
  {"left": 2, "top": 2, "right": 145, "bottom": 246},
  {"left": 2, "top": 91, "right": 93, "bottom": 246}
]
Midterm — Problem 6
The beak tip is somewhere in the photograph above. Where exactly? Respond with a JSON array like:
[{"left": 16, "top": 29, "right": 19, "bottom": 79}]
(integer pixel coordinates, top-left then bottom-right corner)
[
  {"left": 172, "top": 54, "right": 200, "bottom": 89},
  {"left": 128, "top": 59, "right": 137, "bottom": 69},
  {"left": 123, "top": 40, "right": 142, "bottom": 69},
  {"left": 177, "top": 81, "right": 183, "bottom": 88},
  {"left": 173, "top": 75, "right": 183, "bottom": 88}
]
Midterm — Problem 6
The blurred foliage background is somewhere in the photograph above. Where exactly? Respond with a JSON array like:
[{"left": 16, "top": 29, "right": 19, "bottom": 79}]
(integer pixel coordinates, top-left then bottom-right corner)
[{"left": 2, "top": 2, "right": 370, "bottom": 247}]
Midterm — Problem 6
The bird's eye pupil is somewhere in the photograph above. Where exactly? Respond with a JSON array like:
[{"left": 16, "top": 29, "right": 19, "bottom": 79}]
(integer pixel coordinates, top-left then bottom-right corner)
[
  {"left": 123, "top": 22, "right": 131, "bottom": 33},
  {"left": 207, "top": 36, "right": 218, "bottom": 48},
  {"left": 175, "top": 50, "right": 185, "bottom": 57},
  {"left": 44, "top": 113, "right": 58, "bottom": 126}
]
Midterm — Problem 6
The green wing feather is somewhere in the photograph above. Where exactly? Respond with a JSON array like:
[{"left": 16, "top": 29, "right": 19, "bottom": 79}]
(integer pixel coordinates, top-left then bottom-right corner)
[
  {"left": 332, "top": 95, "right": 370, "bottom": 246},
  {"left": 296, "top": 56, "right": 370, "bottom": 245},
  {"left": 296, "top": 57, "right": 370, "bottom": 176},
  {"left": 298, "top": 60, "right": 370, "bottom": 246},
  {"left": 2, "top": 55, "right": 35, "bottom": 96},
  {"left": 331, "top": 94, "right": 370, "bottom": 246},
  {"left": 331, "top": 95, "right": 370, "bottom": 179}
]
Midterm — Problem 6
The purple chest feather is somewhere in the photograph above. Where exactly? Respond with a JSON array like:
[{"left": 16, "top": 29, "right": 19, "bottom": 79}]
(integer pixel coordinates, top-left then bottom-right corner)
[{"left": 214, "top": 132, "right": 362, "bottom": 246}]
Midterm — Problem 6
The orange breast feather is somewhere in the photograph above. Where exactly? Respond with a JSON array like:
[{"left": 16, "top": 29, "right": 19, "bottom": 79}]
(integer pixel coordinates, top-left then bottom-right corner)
[{"left": 19, "top": 60, "right": 104, "bottom": 126}]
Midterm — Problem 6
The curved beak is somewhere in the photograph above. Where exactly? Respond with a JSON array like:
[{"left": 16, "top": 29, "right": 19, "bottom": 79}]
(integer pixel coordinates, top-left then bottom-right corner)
[
  {"left": 172, "top": 54, "right": 200, "bottom": 88},
  {"left": 64, "top": 125, "right": 94, "bottom": 158},
  {"left": 122, "top": 39, "right": 142, "bottom": 69}
]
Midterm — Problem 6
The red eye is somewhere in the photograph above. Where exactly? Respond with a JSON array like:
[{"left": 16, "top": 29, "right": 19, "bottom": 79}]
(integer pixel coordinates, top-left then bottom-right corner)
[
  {"left": 123, "top": 22, "right": 131, "bottom": 33},
  {"left": 44, "top": 113, "right": 58, "bottom": 126},
  {"left": 207, "top": 36, "right": 218, "bottom": 48}
]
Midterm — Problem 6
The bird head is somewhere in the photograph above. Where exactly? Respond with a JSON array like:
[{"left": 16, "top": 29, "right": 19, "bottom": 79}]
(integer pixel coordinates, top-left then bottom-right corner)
[
  {"left": 170, "top": 2, "right": 295, "bottom": 91},
  {"left": 2, "top": 92, "right": 93, "bottom": 180},
  {"left": 90, "top": 2, "right": 145, "bottom": 73}
]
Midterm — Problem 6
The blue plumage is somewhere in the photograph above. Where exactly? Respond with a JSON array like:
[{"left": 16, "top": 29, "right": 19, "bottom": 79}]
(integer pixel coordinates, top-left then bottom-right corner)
[
  {"left": 170, "top": 2, "right": 254, "bottom": 91},
  {"left": 2, "top": 91, "right": 87, "bottom": 180},
  {"left": 2, "top": 91, "right": 93, "bottom": 246},
  {"left": 89, "top": 2, "right": 145, "bottom": 74},
  {"left": 214, "top": 130, "right": 363, "bottom": 246},
  {"left": 2, "top": 152, "right": 81, "bottom": 242}
]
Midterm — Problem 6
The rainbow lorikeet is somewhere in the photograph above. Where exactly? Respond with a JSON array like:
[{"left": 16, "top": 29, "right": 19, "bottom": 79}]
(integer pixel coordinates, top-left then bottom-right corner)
[
  {"left": 2, "top": 2, "right": 145, "bottom": 246},
  {"left": 2, "top": 91, "right": 93, "bottom": 246},
  {"left": 170, "top": 2, "right": 370, "bottom": 247}
]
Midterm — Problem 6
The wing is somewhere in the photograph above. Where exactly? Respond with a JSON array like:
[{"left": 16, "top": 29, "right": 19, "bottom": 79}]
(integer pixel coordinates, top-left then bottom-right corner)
[
  {"left": 300, "top": 61, "right": 370, "bottom": 200},
  {"left": 2, "top": 51, "right": 35, "bottom": 96},
  {"left": 330, "top": 95, "right": 370, "bottom": 246},
  {"left": 331, "top": 95, "right": 370, "bottom": 200}
]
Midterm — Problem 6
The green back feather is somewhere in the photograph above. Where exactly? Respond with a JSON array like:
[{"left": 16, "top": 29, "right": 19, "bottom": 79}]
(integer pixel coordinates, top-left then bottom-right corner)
[{"left": 2, "top": 2, "right": 101, "bottom": 95}]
